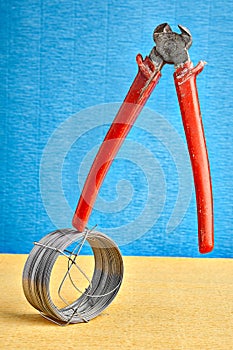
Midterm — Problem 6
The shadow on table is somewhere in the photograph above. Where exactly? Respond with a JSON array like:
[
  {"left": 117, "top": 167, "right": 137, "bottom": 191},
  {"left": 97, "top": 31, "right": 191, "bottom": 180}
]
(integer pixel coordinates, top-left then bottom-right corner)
[{"left": 1, "top": 310, "right": 59, "bottom": 327}]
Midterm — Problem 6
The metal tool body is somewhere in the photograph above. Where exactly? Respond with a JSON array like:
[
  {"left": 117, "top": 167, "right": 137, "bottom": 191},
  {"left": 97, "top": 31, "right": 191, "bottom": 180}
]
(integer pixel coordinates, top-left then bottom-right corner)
[
  {"left": 23, "top": 23, "right": 214, "bottom": 325},
  {"left": 73, "top": 23, "right": 214, "bottom": 254}
]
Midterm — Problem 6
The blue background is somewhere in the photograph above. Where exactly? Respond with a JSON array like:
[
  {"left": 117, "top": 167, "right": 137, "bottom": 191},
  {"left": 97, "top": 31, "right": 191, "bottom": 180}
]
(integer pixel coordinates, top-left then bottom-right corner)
[{"left": 1, "top": 0, "right": 232, "bottom": 257}]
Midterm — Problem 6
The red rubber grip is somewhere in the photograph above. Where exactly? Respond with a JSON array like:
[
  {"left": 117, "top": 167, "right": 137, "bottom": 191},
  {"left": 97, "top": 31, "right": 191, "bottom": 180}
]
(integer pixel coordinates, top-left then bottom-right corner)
[
  {"left": 72, "top": 55, "right": 161, "bottom": 232},
  {"left": 174, "top": 61, "right": 214, "bottom": 254}
]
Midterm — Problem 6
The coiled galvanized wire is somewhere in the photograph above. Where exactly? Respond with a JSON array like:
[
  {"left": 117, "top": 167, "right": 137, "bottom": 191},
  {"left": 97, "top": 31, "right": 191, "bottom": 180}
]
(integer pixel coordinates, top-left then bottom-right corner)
[{"left": 22, "top": 228, "right": 123, "bottom": 325}]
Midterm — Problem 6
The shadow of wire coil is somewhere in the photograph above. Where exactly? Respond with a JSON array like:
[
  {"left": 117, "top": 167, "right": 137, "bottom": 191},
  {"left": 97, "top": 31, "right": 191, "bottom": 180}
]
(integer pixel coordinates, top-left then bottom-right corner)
[{"left": 22, "top": 229, "right": 124, "bottom": 324}]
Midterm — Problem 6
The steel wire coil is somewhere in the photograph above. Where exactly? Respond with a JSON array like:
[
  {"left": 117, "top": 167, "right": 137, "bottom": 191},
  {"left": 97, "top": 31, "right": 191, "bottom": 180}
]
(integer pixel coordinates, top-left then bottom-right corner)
[{"left": 22, "top": 228, "right": 124, "bottom": 325}]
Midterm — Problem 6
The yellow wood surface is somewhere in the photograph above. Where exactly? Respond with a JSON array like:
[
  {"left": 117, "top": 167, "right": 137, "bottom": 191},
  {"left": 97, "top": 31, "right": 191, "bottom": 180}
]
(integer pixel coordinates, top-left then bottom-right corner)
[{"left": 0, "top": 254, "right": 232, "bottom": 350}]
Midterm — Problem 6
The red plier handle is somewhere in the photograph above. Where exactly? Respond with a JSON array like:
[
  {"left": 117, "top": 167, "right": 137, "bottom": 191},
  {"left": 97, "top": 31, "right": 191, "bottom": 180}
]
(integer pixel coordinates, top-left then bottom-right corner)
[
  {"left": 72, "top": 23, "right": 214, "bottom": 254},
  {"left": 174, "top": 61, "right": 214, "bottom": 253},
  {"left": 72, "top": 55, "right": 162, "bottom": 230}
]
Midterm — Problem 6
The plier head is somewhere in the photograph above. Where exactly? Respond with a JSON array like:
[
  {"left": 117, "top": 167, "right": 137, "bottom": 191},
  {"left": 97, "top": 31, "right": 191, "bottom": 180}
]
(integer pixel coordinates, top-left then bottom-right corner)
[{"left": 150, "top": 23, "right": 192, "bottom": 68}]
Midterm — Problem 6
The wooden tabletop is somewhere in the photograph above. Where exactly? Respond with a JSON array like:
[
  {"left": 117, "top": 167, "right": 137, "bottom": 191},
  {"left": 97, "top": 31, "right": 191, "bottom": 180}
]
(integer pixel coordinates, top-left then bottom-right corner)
[{"left": 0, "top": 254, "right": 232, "bottom": 350}]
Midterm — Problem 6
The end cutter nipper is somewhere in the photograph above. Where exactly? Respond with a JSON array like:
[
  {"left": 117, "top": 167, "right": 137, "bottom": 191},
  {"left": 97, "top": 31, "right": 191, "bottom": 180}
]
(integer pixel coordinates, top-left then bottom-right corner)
[{"left": 73, "top": 23, "right": 214, "bottom": 254}]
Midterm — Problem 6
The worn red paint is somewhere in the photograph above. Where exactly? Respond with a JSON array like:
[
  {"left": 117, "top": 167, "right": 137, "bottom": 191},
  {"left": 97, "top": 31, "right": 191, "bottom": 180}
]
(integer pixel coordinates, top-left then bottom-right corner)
[
  {"left": 72, "top": 55, "right": 161, "bottom": 231},
  {"left": 174, "top": 61, "right": 214, "bottom": 253}
]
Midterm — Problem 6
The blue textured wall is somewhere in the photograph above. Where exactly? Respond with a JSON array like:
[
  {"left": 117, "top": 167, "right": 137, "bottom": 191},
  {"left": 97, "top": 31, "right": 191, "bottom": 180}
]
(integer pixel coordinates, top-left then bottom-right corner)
[{"left": 1, "top": 0, "right": 233, "bottom": 257}]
